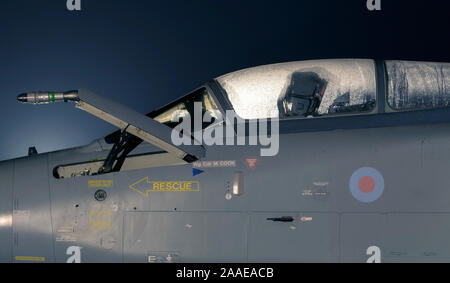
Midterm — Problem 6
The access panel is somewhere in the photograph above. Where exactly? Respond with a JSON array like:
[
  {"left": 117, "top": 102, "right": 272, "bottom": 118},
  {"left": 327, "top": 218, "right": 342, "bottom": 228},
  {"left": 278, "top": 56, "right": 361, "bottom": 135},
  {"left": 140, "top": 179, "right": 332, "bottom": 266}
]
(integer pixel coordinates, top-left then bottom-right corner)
[
  {"left": 385, "top": 213, "right": 450, "bottom": 262},
  {"left": 123, "top": 212, "right": 248, "bottom": 262},
  {"left": 248, "top": 213, "right": 339, "bottom": 262},
  {"left": 12, "top": 155, "right": 54, "bottom": 263}
]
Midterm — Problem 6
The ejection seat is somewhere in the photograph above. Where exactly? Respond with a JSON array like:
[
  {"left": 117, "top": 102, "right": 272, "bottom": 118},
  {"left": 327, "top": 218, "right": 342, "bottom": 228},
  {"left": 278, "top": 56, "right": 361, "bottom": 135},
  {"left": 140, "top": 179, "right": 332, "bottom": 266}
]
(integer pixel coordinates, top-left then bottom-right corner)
[{"left": 279, "top": 71, "right": 327, "bottom": 118}]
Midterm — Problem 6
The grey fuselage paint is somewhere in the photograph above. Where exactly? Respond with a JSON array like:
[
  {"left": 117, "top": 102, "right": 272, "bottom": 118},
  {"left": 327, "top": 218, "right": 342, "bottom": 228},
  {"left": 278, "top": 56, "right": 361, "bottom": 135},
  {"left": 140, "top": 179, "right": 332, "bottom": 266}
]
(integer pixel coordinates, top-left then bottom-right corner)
[
  {"left": 0, "top": 120, "right": 449, "bottom": 262},
  {"left": 3, "top": 59, "right": 450, "bottom": 263}
]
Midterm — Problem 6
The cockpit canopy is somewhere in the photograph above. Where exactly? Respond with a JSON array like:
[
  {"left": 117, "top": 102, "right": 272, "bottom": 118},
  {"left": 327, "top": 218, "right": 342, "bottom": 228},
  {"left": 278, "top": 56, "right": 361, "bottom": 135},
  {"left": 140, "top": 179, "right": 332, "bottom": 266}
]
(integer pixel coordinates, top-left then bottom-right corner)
[
  {"left": 55, "top": 59, "right": 450, "bottom": 179},
  {"left": 143, "top": 59, "right": 449, "bottom": 125},
  {"left": 216, "top": 59, "right": 450, "bottom": 119},
  {"left": 386, "top": 61, "right": 450, "bottom": 110},
  {"left": 216, "top": 59, "right": 377, "bottom": 119}
]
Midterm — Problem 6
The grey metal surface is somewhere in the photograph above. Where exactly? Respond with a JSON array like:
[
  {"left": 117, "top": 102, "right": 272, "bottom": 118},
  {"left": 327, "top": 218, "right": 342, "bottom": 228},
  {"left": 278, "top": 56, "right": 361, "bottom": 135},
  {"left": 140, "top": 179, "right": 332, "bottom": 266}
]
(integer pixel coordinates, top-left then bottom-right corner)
[
  {"left": 340, "top": 214, "right": 386, "bottom": 262},
  {"left": 0, "top": 161, "right": 13, "bottom": 262},
  {"left": 48, "top": 143, "right": 123, "bottom": 263},
  {"left": 248, "top": 213, "right": 339, "bottom": 262},
  {"left": 38, "top": 122, "right": 450, "bottom": 262},
  {"left": 12, "top": 155, "right": 54, "bottom": 263},
  {"left": 3, "top": 59, "right": 450, "bottom": 263},
  {"left": 123, "top": 212, "right": 247, "bottom": 263}
]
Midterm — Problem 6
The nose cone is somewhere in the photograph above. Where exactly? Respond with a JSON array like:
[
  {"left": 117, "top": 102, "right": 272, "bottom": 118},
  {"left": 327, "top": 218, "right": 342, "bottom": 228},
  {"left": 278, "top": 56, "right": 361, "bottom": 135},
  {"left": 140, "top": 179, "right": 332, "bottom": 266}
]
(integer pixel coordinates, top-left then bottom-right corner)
[{"left": 17, "top": 93, "right": 28, "bottom": 103}]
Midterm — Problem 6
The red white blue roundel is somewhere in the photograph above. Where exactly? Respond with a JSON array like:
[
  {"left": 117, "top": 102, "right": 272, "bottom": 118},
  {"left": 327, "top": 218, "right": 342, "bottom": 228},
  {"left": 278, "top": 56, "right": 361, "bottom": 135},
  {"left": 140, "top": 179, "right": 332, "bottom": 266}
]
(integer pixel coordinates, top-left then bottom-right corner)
[{"left": 349, "top": 167, "right": 384, "bottom": 203}]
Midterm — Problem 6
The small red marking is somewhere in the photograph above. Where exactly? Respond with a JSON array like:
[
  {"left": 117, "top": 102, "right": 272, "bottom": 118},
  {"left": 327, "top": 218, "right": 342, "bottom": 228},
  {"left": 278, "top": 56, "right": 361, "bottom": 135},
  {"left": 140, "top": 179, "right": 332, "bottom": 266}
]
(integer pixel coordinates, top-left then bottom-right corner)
[
  {"left": 319, "top": 85, "right": 327, "bottom": 97},
  {"left": 245, "top": 158, "right": 258, "bottom": 170},
  {"left": 358, "top": 176, "right": 376, "bottom": 194}
]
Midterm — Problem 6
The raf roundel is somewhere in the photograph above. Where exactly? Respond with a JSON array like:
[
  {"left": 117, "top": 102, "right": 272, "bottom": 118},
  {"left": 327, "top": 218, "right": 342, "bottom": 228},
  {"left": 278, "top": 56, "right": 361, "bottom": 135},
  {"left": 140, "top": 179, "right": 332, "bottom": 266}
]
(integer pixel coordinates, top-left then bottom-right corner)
[{"left": 349, "top": 167, "right": 384, "bottom": 203}]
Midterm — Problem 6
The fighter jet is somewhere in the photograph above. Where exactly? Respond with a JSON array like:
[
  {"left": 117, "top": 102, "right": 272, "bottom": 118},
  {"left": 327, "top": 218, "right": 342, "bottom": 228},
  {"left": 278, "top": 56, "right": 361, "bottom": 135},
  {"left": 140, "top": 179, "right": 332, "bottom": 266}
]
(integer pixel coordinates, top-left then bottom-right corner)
[{"left": 1, "top": 59, "right": 450, "bottom": 263}]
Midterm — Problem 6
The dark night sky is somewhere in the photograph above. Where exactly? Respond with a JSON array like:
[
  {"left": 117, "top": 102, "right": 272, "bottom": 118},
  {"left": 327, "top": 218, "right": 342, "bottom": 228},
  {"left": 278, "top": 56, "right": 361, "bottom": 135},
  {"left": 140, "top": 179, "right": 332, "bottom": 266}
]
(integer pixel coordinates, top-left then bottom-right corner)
[{"left": 0, "top": 0, "right": 449, "bottom": 161}]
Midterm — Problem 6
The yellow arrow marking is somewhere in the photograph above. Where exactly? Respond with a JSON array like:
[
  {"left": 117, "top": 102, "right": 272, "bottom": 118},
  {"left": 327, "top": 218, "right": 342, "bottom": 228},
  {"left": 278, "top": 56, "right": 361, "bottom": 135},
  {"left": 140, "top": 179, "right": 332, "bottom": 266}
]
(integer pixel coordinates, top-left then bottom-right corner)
[{"left": 129, "top": 177, "right": 200, "bottom": 197}]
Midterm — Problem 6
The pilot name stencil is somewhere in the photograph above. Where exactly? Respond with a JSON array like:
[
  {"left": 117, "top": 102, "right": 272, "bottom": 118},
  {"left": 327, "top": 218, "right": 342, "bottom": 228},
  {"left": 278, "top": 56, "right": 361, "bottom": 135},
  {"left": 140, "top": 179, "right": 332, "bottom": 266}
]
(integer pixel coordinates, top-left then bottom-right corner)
[{"left": 193, "top": 160, "right": 236, "bottom": 168}]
